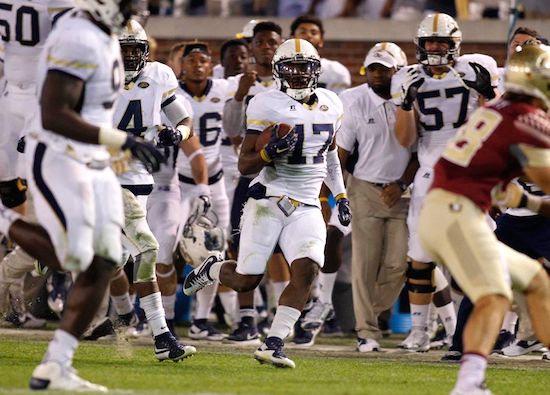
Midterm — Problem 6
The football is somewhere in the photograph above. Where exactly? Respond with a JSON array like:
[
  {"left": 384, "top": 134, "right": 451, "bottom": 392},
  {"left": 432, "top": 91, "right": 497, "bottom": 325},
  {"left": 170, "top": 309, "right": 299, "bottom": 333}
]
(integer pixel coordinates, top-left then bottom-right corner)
[{"left": 255, "top": 122, "right": 294, "bottom": 152}]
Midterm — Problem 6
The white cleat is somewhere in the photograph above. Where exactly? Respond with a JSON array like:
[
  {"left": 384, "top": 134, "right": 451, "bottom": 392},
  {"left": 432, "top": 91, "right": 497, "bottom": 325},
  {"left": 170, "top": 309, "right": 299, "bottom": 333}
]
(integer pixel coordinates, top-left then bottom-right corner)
[
  {"left": 183, "top": 253, "right": 223, "bottom": 296},
  {"left": 357, "top": 338, "right": 380, "bottom": 353},
  {"left": 450, "top": 384, "right": 493, "bottom": 395},
  {"left": 254, "top": 337, "right": 295, "bottom": 368},
  {"left": 501, "top": 340, "right": 544, "bottom": 357},
  {"left": 29, "top": 361, "right": 108, "bottom": 392},
  {"left": 542, "top": 351, "right": 550, "bottom": 361},
  {"left": 399, "top": 328, "right": 430, "bottom": 352}
]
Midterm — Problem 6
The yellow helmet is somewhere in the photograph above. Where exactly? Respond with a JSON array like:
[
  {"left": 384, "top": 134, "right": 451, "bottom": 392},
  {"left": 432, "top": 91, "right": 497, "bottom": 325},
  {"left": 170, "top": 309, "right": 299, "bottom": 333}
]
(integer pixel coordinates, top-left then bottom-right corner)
[{"left": 505, "top": 43, "right": 550, "bottom": 109}]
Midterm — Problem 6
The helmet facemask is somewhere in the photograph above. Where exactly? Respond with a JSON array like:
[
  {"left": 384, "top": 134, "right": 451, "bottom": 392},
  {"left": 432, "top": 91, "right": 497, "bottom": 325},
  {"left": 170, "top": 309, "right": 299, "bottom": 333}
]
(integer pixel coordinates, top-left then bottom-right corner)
[
  {"left": 120, "top": 40, "right": 148, "bottom": 83},
  {"left": 274, "top": 57, "right": 321, "bottom": 101},
  {"left": 415, "top": 37, "right": 460, "bottom": 67}
]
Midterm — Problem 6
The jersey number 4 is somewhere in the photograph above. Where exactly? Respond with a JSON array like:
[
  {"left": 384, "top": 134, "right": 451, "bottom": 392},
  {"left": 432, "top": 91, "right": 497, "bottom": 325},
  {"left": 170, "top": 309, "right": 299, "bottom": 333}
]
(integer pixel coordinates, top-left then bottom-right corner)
[
  {"left": 0, "top": 3, "right": 40, "bottom": 46},
  {"left": 118, "top": 100, "right": 147, "bottom": 136}
]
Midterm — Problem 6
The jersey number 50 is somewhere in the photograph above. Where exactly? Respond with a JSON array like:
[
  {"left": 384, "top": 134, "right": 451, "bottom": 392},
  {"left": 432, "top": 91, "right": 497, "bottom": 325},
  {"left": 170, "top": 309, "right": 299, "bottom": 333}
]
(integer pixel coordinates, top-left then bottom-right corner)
[{"left": 0, "top": 3, "right": 40, "bottom": 46}]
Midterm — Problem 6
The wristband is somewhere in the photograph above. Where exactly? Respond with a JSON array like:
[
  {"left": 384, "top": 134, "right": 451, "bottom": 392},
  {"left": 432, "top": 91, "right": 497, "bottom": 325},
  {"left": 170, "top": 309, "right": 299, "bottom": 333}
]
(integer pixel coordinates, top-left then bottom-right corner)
[
  {"left": 196, "top": 183, "right": 210, "bottom": 197},
  {"left": 99, "top": 127, "right": 127, "bottom": 150},
  {"left": 177, "top": 124, "right": 192, "bottom": 141},
  {"left": 260, "top": 147, "right": 272, "bottom": 163},
  {"left": 335, "top": 193, "right": 347, "bottom": 201},
  {"left": 319, "top": 197, "right": 329, "bottom": 202}
]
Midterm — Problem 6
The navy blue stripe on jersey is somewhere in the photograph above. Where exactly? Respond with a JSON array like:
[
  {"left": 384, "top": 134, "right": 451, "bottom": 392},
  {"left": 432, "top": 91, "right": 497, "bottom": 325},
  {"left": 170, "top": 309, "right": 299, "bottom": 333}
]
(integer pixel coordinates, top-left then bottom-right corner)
[
  {"left": 246, "top": 129, "right": 261, "bottom": 135},
  {"left": 179, "top": 79, "right": 213, "bottom": 98},
  {"left": 52, "top": 7, "right": 73, "bottom": 26},
  {"left": 221, "top": 136, "right": 232, "bottom": 146},
  {"left": 161, "top": 94, "right": 176, "bottom": 108},
  {"left": 178, "top": 169, "right": 223, "bottom": 185},
  {"left": 33, "top": 143, "right": 67, "bottom": 230},
  {"left": 121, "top": 184, "right": 153, "bottom": 196}
]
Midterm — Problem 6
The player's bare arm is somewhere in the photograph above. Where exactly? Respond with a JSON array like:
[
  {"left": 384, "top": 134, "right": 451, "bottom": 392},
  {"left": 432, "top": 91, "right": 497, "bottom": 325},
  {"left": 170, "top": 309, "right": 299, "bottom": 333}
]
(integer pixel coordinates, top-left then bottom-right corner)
[
  {"left": 237, "top": 133, "right": 265, "bottom": 175},
  {"left": 181, "top": 135, "right": 208, "bottom": 185}
]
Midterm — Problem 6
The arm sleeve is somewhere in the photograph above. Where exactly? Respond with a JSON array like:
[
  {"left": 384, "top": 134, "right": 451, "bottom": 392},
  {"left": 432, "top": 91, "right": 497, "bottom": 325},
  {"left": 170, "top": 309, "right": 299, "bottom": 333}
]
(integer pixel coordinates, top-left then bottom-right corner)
[
  {"left": 223, "top": 98, "right": 246, "bottom": 137},
  {"left": 336, "top": 105, "right": 357, "bottom": 152},
  {"left": 162, "top": 94, "right": 190, "bottom": 126},
  {"left": 324, "top": 148, "right": 347, "bottom": 198},
  {"left": 46, "top": 34, "right": 98, "bottom": 81}
]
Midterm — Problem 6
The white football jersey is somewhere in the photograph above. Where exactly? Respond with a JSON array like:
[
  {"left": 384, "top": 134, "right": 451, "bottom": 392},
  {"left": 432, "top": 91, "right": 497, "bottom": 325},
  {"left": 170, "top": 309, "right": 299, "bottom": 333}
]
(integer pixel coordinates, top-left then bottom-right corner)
[
  {"left": 114, "top": 61, "right": 179, "bottom": 185},
  {"left": 247, "top": 88, "right": 344, "bottom": 207},
  {"left": 0, "top": 0, "right": 73, "bottom": 86},
  {"left": 391, "top": 53, "right": 498, "bottom": 168},
  {"left": 33, "top": 10, "right": 124, "bottom": 162},
  {"left": 176, "top": 78, "right": 231, "bottom": 178},
  {"left": 319, "top": 58, "right": 351, "bottom": 94}
]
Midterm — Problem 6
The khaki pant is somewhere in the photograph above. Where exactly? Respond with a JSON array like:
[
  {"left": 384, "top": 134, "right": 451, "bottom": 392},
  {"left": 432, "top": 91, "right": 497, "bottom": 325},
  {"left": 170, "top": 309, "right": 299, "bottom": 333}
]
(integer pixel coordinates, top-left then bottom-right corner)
[
  {"left": 419, "top": 189, "right": 541, "bottom": 303},
  {"left": 348, "top": 176, "right": 409, "bottom": 340}
]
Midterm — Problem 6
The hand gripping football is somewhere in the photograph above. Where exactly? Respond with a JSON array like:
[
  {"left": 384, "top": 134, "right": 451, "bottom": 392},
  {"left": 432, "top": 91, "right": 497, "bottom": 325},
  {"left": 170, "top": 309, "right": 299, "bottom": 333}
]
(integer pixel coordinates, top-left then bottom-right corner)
[{"left": 255, "top": 122, "right": 294, "bottom": 152}]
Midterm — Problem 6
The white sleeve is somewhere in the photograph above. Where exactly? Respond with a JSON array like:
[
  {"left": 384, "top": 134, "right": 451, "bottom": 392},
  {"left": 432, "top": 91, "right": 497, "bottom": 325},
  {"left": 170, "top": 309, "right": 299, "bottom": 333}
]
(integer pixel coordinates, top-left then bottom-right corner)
[
  {"left": 336, "top": 105, "right": 357, "bottom": 152},
  {"left": 162, "top": 94, "right": 190, "bottom": 126},
  {"left": 46, "top": 33, "right": 98, "bottom": 81},
  {"left": 324, "top": 148, "right": 346, "bottom": 198},
  {"left": 223, "top": 98, "right": 245, "bottom": 137},
  {"left": 245, "top": 95, "right": 272, "bottom": 135}
]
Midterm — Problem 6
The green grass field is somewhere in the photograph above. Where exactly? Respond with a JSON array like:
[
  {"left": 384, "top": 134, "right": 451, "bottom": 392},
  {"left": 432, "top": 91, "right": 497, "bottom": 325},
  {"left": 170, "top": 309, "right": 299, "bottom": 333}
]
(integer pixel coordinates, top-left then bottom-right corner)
[{"left": 0, "top": 337, "right": 548, "bottom": 395}]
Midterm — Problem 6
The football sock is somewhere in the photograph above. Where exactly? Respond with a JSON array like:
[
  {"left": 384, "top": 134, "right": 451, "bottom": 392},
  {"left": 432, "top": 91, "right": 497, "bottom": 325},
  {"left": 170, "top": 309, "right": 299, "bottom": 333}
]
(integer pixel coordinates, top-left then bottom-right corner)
[
  {"left": 209, "top": 262, "right": 223, "bottom": 281},
  {"left": 112, "top": 293, "right": 134, "bottom": 316},
  {"left": 269, "top": 281, "right": 288, "bottom": 306},
  {"left": 140, "top": 292, "right": 169, "bottom": 336},
  {"left": 194, "top": 282, "right": 217, "bottom": 320},
  {"left": 43, "top": 329, "right": 78, "bottom": 365},
  {"left": 454, "top": 353, "right": 487, "bottom": 391},
  {"left": 219, "top": 290, "right": 239, "bottom": 325},
  {"left": 318, "top": 272, "right": 337, "bottom": 305},
  {"left": 267, "top": 305, "right": 301, "bottom": 340},
  {"left": 501, "top": 311, "right": 518, "bottom": 334},
  {"left": 410, "top": 303, "right": 430, "bottom": 331},
  {"left": 436, "top": 302, "right": 457, "bottom": 337},
  {"left": 161, "top": 293, "right": 176, "bottom": 320}
]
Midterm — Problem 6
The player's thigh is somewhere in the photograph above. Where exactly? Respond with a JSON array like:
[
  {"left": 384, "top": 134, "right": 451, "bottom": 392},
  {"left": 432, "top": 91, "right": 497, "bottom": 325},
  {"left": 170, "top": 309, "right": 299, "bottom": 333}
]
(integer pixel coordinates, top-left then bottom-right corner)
[
  {"left": 419, "top": 189, "right": 513, "bottom": 302},
  {"left": 279, "top": 206, "right": 326, "bottom": 268},
  {"left": 236, "top": 198, "right": 283, "bottom": 275},
  {"left": 26, "top": 140, "right": 95, "bottom": 271},
  {"left": 407, "top": 167, "right": 434, "bottom": 262},
  {"left": 147, "top": 187, "right": 181, "bottom": 265}
]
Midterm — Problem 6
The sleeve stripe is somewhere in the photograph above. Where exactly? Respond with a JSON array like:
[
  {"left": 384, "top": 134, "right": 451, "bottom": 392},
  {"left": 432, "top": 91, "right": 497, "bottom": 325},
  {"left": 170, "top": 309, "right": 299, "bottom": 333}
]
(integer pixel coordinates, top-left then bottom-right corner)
[
  {"left": 47, "top": 55, "right": 97, "bottom": 70},
  {"left": 161, "top": 94, "right": 176, "bottom": 108},
  {"left": 162, "top": 87, "right": 177, "bottom": 99},
  {"left": 247, "top": 119, "right": 272, "bottom": 128}
]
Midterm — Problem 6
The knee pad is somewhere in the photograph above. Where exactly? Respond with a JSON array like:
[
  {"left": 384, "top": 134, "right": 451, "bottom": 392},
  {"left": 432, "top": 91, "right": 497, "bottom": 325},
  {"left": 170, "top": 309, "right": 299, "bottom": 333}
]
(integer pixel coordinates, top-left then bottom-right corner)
[
  {"left": 133, "top": 249, "right": 158, "bottom": 283},
  {"left": 405, "top": 261, "right": 436, "bottom": 293},
  {"left": 0, "top": 178, "right": 27, "bottom": 208}
]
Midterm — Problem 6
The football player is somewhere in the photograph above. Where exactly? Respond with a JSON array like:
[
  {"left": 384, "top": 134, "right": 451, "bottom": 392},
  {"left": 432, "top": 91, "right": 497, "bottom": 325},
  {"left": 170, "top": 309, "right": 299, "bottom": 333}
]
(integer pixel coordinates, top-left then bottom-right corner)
[
  {"left": 184, "top": 38, "right": 350, "bottom": 368},
  {"left": 418, "top": 42, "right": 550, "bottom": 395},
  {"left": 0, "top": 0, "right": 166, "bottom": 391},
  {"left": 0, "top": 0, "right": 73, "bottom": 327},
  {"left": 175, "top": 41, "right": 233, "bottom": 340},
  {"left": 392, "top": 13, "right": 499, "bottom": 352},
  {"left": 109, "top": 19, "right": 196, "bottom": 358},
  {"left": 222, "top": 21, "right": 286, "bottom": 344},
  {"left": 290, "top": 15, "right": 351, "bottom": 94}
]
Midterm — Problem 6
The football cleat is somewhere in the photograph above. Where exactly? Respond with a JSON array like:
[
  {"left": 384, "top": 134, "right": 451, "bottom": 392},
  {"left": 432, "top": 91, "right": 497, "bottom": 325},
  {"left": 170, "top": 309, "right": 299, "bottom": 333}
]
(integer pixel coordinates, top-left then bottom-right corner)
[
  {"left": 301, "top": 299, "right": 334, "bottom": 331},
  {"left": 542, "top": 351, "right": 550, "bottom": 361},
  {"left": 441, "top": 350, "right": 462, "bottom": 363},
  {"left": 430, "top": 327, "right": 452, "bottom": 350},
  {"left": 254, "top": 336, "right": 295, "bottom": 368},
  {"left": 450, "top": 383, "right": 493, "bottom": 395},
  {"left": 224, "top": 321, "right": 261, "bottom": 345},
  {"left": 3, "top": 311, "right": 46, "bottom": 329},
  {"left": 82, "top": 317, "right": 115, "bottom": 341},
  {"left": 114, "top": 312, "right": 139, "bottom": 328},
  {"left": 183, "top": 253, "right": 223, "bottom": 296},
  {"left": 188, "top": 319, "right": 226, "bottom": 341},
  {"left": 290, "top": 322, "right": 319, "bottom": 348},
  {"left": 357, "top": 338, "right": 380, "bottom": 353},
  {"left": 399, "top": 328, "right": 431, "bottom": 352},
  {"left": 501, "top": 339, "right": 544, "bottom": 356},
  {"left": 491, "top": 330, "right": 516, "bottom": 354},
  {"left": 29, "top": 361, "right": 108, "bottom": 392},
  {"left": 154, "top": 332, "right": 196, "bottom": 362}
]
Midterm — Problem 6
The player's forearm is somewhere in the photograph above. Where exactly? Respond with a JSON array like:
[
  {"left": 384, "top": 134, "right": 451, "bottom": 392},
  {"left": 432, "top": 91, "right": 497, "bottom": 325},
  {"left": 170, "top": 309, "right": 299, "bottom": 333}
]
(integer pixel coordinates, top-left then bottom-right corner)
[
  {"left": 238, "top": 151, "right": 266, "bottom": 175},
  {"left": 190, "top": 155, "right": 208, "bottom": 185},
  {"left": 223, "top": 99, "right": 245, "bottom": 137},
  {"left": 400, "top": 153, "right": 419, "bottom": 185},
  {"left": 395, "top": 107, "right": 418, "bottom": 147},
  {"left": 324, "top": 149, "right": 347, "bottom": 198}
]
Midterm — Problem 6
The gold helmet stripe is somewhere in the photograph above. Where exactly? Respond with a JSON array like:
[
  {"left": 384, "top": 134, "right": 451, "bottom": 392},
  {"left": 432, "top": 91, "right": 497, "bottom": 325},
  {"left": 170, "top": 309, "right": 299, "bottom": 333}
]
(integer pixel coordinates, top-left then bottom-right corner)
[
  {"left": 433, "top": 13, "right": 439, "bottom": 34},
  {"left": 295, "top": 39, "right": 301, "bottom": 53}
]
